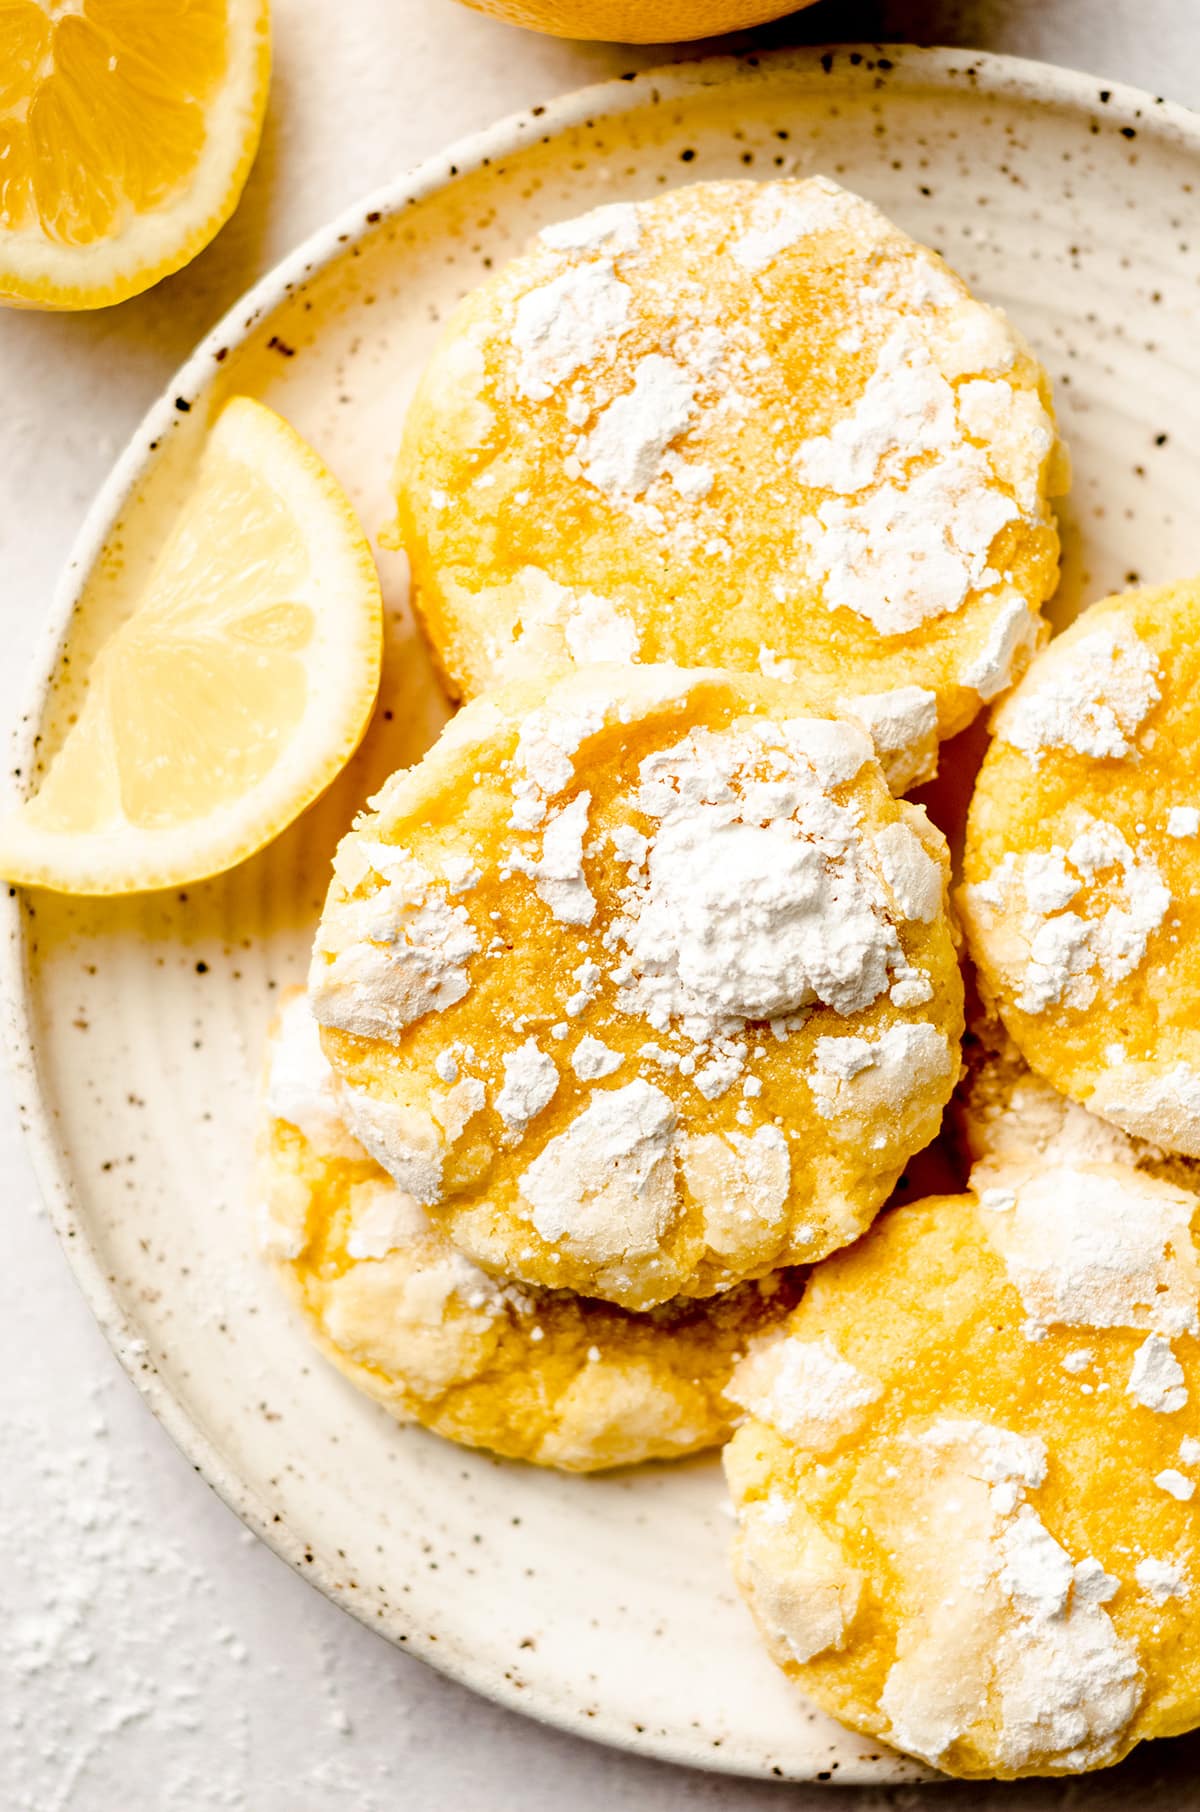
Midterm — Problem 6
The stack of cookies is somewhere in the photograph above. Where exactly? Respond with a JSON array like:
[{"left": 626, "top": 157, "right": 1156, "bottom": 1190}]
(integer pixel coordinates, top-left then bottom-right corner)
[{"left": 254, "top": 177, "right": 1200, "bottom": 1780}]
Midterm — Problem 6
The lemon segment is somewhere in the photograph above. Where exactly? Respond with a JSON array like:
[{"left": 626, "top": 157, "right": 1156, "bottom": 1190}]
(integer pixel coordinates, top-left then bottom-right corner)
[
  {"left": 0, "top": 396, "right": 384, "bottom": 894},
  {"left": 0, "top": 0, "right": 270, "bottom": 310}
]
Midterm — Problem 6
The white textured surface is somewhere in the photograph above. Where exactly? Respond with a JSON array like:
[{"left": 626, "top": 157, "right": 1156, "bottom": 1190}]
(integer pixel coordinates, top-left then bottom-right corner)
[{"left": 6, "top": 2, "right": 1200, "bottom": 1807}]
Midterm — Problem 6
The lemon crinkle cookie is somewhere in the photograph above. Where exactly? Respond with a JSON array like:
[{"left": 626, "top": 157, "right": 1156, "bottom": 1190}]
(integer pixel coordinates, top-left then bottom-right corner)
[
  {"left": 960, "top": 579, "right": 1200, "bottom": 1156},
  {"left": 723, "top": 1166, "right": 1200, "bottom": 1779},
  {"left": 258, "top": 993, "right": 801, "bottom": 1470},
  {"left": 394, "top": 177, "right": 1065, "bottom": 785},
  {"left": 955, "top": 1012, "right": 1200, "bottom": 1194},
  {"left": 308, "top": 664, "right": 963, "bottom": 1310}
]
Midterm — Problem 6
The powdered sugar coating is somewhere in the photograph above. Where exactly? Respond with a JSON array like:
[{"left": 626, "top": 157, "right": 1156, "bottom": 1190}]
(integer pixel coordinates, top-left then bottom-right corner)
[
  {"left": 312, "top": 665, "right": 961, "bottom": 1307},
  {"left": 495, "top": 1038, "right": 559, "bottom": 1134},
  {"left": 722, "top": 1178, "right": 1200, "bottom": 1781},
  {"left": 809, "top": 1022, "right": 956, "bottom": 1124},
  {"left": 995, "top": 622, "right": 1161, "bottom": 764},
  {"left": 839, "top": 685, "right": 938, "bottom": 793},
  {"left": 1127, "top": 1335, "right": 1188, "bottom": 1414},
  {"left": 961, "top": 592, "right": 1044, "bottom": 701},
  {"left": 309, "top": 843, "right": 479, "bottom": 1043},
  {"left": 398, "top": 176, "right": 1062, "bottom": 758},
  {"left": 963, "top": 817, "right": 1169, "bottom": 1016},
  {"left": 512, "top": 260, "right": 632, "bottom": 401},
  {"left": 728, "top": 1334, "right": 882, "bottom": 1449},
  {"left": 977, "top": 1164, "right": 1200, "bottom": 1339},
  {"left": 962, "top": 580, "right": 1200, "bottom": 1164},
  {"left": 876, "top": 1421, "right": 1142, "bottom": 1773},
  {"left": 609, "top": 716, "right": 917, "bottom": 1035},
  {"left": 1136, "top": 1559, "right": 1191, "bottom": 1604},
  {"left": 517, "top": 1080, "right": 678, "bottom": 1264},
  {"left": 1093, "top": 1059, "right": 1200, "bottom": 1160}
]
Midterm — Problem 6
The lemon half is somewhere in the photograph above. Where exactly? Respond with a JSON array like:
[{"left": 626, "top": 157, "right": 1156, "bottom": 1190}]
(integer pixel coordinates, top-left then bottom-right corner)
[
  {"left": 0, "top": 396, "right": 384, "bottom": 894},
  {"left": 0, "top": 0, "right": 270, "bottom": 310}
]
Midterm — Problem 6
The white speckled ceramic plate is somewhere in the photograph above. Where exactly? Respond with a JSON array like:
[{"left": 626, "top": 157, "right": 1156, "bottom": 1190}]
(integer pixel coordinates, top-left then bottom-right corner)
[{"left": 6, "top": 45, "right": 1200, "bottom": 1784}]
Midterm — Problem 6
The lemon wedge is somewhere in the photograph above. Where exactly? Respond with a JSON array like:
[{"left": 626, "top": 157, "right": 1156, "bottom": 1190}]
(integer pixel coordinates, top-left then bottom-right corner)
[
  {"left": 0, "top": 396, "right": 383, "bottom": 894},
  {"left": 0, "top": 0, "right": 270, "bottom": 311}
]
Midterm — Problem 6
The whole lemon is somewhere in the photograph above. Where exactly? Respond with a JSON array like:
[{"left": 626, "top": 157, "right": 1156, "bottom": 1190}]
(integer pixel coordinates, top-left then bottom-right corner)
[{"left": 451, "top": 0, "right": 812, "bottom": 42}]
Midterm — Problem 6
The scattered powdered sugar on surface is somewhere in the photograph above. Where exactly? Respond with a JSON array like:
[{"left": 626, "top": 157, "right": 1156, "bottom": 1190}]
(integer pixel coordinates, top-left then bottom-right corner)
[
  {"left": 839, "top": 685, "right": 938, "bottom": 793},
  {"left": 978, "top": 1165, "right": 1200, "bottom": 1338},
  {"left": 795, "top": 326, "right": 959, "bottom": 496},
  {"left": 511, "top": 690, "right": 608, "bottom": 816},
  {"left": 965, "top": 817, "right": 1169, "bottom": 1015},
  {"left": 571, "top": 1035, "right": 623, "bottom": 1080},
  {"left": 1127, "top": 1335, "right": 1189, "bottom": 1414},
  {"left": 1136, "top": 1558, "right": 1191, "bottom": 1603},
  {"left": 805, "top": 448, "right": 1018, "bottom": 634},
  {"left": 336, "top": 1086, "right": 448, "bottom": 1207},
  {"left": 501, "top": 567, "right": 641, "bottom": 679},
  {"left": 878, "top": 1417, "right": 1142, "bottom": 1772},
  {"left": 996, "top": 622, "right": 1161, "bottom": 764},
  {"left": 4, "top": 1323, "right": 425, "bottom": 1812},
  {"left": 1167, "top": 806, "right": 1200, "bottom": 839},
  {"left": 511, "top": 260, "right": 632, "bottom": 401},
  {"left": 310, "top": 843, "right": 479, "bottom": 1043},
  {"left": 518, "top": 1080, "right": 678, "bottom": 1264},
  {"left": 957, "top": 377, "right": 1056, "bottom": 513},
  {"left": 730, "top": 1334, "right": 882, "bottom": 1449},
  {"left": 495, "top": 1038, "right": 559, "bottom": 1134}
]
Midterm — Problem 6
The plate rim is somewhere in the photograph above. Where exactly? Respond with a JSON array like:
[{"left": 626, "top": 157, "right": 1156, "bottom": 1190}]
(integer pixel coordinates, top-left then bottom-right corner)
[{"left": 4, "top": 40, "right": 1199, "bottom": 1780}]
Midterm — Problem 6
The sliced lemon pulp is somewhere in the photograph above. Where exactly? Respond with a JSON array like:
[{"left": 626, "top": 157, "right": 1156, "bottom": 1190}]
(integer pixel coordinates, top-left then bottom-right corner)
[
  {"left": 0, "top": 0, "right": 270, "bottom": 310},
  {"left": 0, "top": 396, "right": 384, "bottom": 893}
]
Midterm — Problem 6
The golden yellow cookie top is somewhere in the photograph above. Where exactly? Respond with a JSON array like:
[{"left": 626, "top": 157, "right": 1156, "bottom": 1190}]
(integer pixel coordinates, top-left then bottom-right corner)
[
  {"left": 961, "top": 578, "right": 1200, "bottom": 1157},
  {"left": 308, "top": 663, "right": 963, "bottom": 1309},
  {"left": 393, "top": 177, "right": 1065, "bottom": 778},
  {"left": 723, "top": 1174, "right": 1200, "bottom": 1780},
  {"left": 257, "top": 994, "right": 801, "bottom": 1471}
]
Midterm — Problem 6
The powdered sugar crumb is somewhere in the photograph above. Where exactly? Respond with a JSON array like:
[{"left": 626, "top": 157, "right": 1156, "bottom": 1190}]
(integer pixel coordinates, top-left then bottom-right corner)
[
  {"left": 495, "top": 1039, "right": 559, "bottom": 1135},
  {"left": 1136, "top": 1557, "right": 1190, "bottom": 1603},
  {"left": 1127, "top": 1334, "right": 1189, "bottom": 1414}
]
